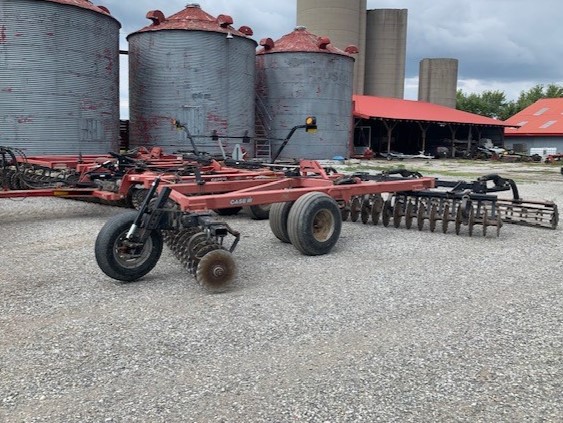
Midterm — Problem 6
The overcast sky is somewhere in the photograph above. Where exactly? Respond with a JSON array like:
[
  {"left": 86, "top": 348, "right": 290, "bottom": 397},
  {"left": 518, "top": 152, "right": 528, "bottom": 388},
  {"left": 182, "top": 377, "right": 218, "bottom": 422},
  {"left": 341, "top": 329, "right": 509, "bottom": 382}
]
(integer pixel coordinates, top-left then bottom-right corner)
[{"left": 101, "top": 0, "right": 563, "bottom": 119}]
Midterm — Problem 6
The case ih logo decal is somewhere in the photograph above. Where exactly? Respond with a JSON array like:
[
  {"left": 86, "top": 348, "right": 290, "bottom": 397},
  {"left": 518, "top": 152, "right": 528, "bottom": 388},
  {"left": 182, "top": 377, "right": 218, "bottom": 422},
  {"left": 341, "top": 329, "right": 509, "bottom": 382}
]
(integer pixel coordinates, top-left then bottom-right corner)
[{"left": 230, "top": 197, "right": 253, "bottom": 206}]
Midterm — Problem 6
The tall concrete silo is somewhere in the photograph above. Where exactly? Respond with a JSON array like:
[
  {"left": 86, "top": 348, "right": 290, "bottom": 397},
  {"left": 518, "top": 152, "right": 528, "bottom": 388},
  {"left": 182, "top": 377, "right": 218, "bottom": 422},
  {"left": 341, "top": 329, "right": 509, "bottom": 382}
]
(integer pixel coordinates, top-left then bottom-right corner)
[
  {"left": 364, "top": 9, "right": 407, "bottom": 98},
  {"left": 418, "top": 58, "right": 459, "bottom": 108},
  {"left": 256, "top": 27, "right": 355, "bottom": 160},
  {"left": 0, "top": 0, "right": 121, "bottom": 155},
  {"left": 297, "top": 0, "right": 366, "bottom": 94},
  {"left": 127, "top": 4, "right": 257, "bottom": 154}
]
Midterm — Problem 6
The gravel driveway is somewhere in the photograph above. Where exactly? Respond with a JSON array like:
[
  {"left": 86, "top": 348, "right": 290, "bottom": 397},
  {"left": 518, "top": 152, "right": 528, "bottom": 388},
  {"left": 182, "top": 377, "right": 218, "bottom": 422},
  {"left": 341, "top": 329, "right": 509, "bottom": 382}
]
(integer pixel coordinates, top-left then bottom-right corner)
[{"left": 1, "top": 160, "right": 562, "bottom": 422}]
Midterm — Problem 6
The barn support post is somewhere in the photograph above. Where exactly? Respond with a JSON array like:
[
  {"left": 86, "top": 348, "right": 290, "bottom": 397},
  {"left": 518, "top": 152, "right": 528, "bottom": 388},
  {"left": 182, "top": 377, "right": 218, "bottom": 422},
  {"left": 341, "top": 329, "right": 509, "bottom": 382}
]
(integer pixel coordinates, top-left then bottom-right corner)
[
  {"left": 382, "top": 119, "right": 398, "bottom": 154},
  {"left": 448, "top": 125, "right": 458, "bottom": 158},
  {"left": 417, "top": 122, "right": 429, "bottom": 154}
]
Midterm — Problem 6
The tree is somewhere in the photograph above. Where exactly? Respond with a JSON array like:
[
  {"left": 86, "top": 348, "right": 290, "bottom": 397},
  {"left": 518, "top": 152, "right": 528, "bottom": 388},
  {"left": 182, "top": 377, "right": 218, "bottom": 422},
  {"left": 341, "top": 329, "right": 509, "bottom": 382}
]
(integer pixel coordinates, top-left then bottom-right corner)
[{"left": 456, "top": 89, "right": 509, "bottom": 119}]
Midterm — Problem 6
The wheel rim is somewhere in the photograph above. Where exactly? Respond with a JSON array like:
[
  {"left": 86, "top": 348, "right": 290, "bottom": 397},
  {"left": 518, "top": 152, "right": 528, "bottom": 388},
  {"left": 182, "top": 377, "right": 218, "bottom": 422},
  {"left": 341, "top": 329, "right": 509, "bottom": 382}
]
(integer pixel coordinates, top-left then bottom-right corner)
[
  {"left": 114, "top": 233, "right": 154, "bottom": 269},
  {"left": 313, "top": 209, "right": 335, "bottom": 242}
]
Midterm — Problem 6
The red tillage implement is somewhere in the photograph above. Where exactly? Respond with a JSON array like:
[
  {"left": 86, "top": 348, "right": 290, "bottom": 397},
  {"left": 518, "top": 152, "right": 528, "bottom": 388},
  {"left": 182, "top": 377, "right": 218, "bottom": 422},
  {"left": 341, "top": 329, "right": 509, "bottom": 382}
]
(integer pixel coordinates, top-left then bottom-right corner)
[
  {"left": 94, "top": 160, "right": 436, "bottom": 291},
  {"left": 94, "top": 161, "right": 559, "bottom": 292},
  {"left": 2, "top": 140, "right": 558, "bottom": 293},
  {"left": 0, "top": 146, "right": 282, "bottom": 209}
]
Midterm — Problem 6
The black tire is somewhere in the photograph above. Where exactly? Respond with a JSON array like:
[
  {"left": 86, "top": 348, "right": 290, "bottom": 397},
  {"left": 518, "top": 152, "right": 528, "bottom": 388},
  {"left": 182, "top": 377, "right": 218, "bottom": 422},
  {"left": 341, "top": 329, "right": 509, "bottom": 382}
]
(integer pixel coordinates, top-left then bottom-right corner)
[
  {"left": 287, "top": 192, "right": 342, "bottom": 256},
  {"left": 214, "top": 207, "right": 242, "bottom": 216},
  {"left": 244, "top": 204, "right": 271, "bottom": 220},
  {"left": 95, "top": 211, "right": 163, "bottom": 282},
  {"left": 269, "top": 201, "right": 294, "bottom": 243}
]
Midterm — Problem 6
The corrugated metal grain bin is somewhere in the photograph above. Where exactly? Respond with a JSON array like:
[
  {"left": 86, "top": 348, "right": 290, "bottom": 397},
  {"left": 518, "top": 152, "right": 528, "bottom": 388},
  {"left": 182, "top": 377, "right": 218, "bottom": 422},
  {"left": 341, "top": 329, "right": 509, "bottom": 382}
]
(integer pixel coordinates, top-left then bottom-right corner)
[
  {"left": 0, "top": 0, "right": 121, "bottom": 155},
  {"left": 256, "top": 27, "right": 356, "bottom": 160},
  {"left": 127, "top": 4, "right": 257, "bottom": 155}
]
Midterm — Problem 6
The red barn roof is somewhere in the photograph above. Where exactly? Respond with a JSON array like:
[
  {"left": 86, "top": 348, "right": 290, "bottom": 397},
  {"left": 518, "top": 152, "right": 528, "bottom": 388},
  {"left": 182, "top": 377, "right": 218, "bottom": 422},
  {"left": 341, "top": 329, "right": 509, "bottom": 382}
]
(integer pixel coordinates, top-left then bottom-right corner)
[
  {"left": 504, "top": 98, "right": 563, "bottom": 137},
  {"left": 353, "top": 95, "right": 513, "bottom": 127}
]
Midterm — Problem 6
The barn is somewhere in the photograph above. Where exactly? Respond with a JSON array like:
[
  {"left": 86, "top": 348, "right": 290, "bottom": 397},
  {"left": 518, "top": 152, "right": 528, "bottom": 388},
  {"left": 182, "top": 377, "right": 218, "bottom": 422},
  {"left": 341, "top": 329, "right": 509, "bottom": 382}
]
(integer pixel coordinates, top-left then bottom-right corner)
[{"left": 504, "top": 98, "right": 563, "bottom": 157}]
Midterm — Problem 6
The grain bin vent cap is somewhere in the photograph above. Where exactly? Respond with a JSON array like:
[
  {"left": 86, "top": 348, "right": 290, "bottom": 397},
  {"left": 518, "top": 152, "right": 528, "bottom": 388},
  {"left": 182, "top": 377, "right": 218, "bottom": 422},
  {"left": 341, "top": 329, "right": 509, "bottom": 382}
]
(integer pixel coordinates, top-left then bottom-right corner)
[
  {"left": 128, "top": 3, "right": 256, "bottom": 40},
  {"left": 257, "top": 26, "right": 357, "bottom": 56},
  {"left": 45, "top": 0, "right": 120, "bottom": 24}
]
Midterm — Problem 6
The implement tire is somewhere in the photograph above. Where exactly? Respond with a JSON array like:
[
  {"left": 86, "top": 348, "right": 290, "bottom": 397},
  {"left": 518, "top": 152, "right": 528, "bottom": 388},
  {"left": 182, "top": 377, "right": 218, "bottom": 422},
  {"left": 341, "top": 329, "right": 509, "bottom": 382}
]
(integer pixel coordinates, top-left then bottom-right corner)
[
  {"left": 95, "top": 211, "right": 163, "bottom": 282},
  {"left": 287, "top": 192, "right": 341, "bottom": 256},
  {"left": 244, "top": 204, "right": 271, "bottom": 220},
  {"left": 214, "top": 207, "right": 242, "bottom": 216},
  {"left": 269, "top": 201, "right": 294, "bottom": 243}
]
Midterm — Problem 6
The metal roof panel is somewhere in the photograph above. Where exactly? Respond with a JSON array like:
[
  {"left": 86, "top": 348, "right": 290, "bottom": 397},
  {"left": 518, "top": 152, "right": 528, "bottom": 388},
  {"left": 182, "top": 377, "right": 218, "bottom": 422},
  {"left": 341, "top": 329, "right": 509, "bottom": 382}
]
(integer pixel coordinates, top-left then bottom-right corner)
[
  {"left": 505, "top": 98, "right": 563, "bottom": 136},
  {"left": 353, "top": 95, "right": 513, "bottom": 127}
]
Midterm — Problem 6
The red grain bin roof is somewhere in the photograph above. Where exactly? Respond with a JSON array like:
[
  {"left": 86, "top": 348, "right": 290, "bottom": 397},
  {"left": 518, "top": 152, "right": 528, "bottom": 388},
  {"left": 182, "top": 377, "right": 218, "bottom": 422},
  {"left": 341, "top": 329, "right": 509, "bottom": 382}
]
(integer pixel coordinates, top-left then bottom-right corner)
[
  {"left": 353, "top": 95, "right": 514, "bottom": 127},
  {"left": 129, "top": 3, "right": 253, "bottom": 38},
  {"left": 45, "top": 0, "right": 115, "bottom": 17},
  {"left": 504, "top": 98, "right": 563, "bottom": 136},
  {"left": 257, "top": 26, "right": 356, "bottom": 56}
]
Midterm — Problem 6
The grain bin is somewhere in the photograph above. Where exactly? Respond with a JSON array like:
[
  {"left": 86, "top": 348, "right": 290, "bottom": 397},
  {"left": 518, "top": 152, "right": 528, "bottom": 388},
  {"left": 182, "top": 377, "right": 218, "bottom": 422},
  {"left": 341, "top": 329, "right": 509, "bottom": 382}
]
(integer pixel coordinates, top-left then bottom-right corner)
[
  {"left": 0, "top": 0, "right": 120, "bottom": 155},
  {"left": 256, "top": 27, "right": 356, "bottom": 160},
  {"left": 127, "top": 4, "right": 257, "bottom": 155}
]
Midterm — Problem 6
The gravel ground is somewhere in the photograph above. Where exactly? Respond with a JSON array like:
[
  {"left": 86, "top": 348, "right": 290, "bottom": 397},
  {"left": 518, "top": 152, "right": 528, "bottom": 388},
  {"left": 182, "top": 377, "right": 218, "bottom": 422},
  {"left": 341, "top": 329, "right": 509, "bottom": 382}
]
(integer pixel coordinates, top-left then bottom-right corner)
[{"left": 1, "top": 160, "right": 562, "bottom": 422}]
